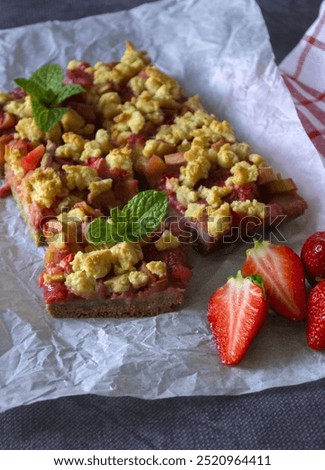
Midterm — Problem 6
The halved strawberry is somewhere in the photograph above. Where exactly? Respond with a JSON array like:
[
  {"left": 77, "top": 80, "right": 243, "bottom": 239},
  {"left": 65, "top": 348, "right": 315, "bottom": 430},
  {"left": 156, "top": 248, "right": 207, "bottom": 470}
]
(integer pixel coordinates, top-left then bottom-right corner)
[
  {"left": 242, "top": 240, "right": 306, "bottom": 321},
  {"left": 306, "top": 280, "right": 325, "bottom": 350},
  {"left": 207, "top": 271, "right": 268, "bottom": 365}
]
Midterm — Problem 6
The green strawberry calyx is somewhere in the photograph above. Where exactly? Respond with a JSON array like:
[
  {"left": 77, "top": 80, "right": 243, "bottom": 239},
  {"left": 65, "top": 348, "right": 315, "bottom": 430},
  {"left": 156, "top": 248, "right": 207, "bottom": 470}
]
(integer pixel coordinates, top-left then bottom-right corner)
[
  {"left": 246, "top": 239, "right": 270, "bottom": 257},
  {"left": 228, "top": 270, "right": 266, "bottom": 297}
]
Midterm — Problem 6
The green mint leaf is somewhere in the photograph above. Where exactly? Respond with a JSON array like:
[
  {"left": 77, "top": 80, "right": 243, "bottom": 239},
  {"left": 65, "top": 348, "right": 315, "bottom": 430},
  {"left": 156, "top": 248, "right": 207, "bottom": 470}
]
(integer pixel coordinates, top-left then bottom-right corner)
[
  {"left": 15, "top": 76, "right": 58, "bottom": 106},
  {"left": 86, "top": 190, "right": 168, "bottom": 245},
  {"left": 55, "top": 83, "right": 85, "bottom": 104},
  {"left": 32, "top": 98, "right": 67, "bottom": 132},
  {"left": 110, "top": 207, "right": 120, "bottom": 224},
  {"left": 86, "top": 218, "right": 126, "bottom": 245},
  {"left": 120, "top": 190, "right": 168, "bottom": 231},
  {"left": 30, "top": 64, "right": 63, "bottom": 94},
  {"left": 14, "top": 77, "right": 47, "bottom": 101},
  {"left": 15, "top": 64, "right": 85, "bottom": 132}
]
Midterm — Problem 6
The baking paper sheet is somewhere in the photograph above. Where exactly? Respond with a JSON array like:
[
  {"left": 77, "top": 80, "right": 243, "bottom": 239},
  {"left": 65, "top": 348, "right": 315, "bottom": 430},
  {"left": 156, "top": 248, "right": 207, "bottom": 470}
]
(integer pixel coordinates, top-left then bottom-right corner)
[{"left": 1, "top": 0, "right": 325, "bottom": 412}]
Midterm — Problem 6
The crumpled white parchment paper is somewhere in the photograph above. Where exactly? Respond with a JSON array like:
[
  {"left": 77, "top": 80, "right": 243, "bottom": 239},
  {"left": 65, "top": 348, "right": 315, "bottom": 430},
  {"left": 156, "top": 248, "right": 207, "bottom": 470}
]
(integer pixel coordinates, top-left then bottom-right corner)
[{"left": 1, "top": 0, "right": 325, "bottom": 412}]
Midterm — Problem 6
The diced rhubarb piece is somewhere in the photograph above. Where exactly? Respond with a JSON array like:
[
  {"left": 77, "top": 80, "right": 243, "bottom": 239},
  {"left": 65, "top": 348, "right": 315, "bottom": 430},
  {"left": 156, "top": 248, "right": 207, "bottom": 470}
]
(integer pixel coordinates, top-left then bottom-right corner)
[
  {"left": 86, "top": 157, "right": 111, "bottom": 178},
  {"left": 164, "top": 152, "right": 185, "bottom": 166},
  {"left": 263, "top": 178, "right": 297, "bottom": 195},
  {"left": 164, "top": 152, "right": 186, "bottom": 177},
  {"left": 258, "top": 166, "right": 278, "bottom": 185},
  {"left": 135, "top": 155, "right": 167, "bottom": 187},
  {"left": 20, "top": 144, "right": 46, "bottom": 172}
]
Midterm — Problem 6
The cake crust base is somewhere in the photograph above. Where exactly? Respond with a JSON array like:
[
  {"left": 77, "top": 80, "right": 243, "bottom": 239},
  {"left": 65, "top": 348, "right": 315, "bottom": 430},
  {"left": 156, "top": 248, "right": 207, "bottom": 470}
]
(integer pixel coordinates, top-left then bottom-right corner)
[{"left": 46, "top": 286, "right": 185, "bottom": 318}]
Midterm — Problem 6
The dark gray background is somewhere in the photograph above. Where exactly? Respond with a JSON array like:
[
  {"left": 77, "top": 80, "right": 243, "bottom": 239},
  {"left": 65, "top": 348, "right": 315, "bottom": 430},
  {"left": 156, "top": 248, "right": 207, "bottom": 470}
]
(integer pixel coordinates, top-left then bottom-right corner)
[{"left": 0, "top": 0, "right": 324, "bottom": 450}]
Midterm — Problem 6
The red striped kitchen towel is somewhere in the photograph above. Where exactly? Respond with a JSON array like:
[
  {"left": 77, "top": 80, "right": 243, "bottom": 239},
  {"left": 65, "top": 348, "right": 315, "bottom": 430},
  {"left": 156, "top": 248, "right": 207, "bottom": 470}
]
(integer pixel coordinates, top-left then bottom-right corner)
[{"left": 280, "top": 1, "right": 325, "bottom": 164}]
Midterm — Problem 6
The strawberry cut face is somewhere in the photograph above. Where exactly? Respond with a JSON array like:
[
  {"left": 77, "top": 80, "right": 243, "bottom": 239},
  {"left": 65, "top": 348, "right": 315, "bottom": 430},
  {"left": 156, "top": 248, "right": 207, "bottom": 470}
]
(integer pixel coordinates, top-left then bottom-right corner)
[
  {"left": 207, "top": 272, "right": 268, "bottom": 365},
  {"left": 242, "top": 241, "right": 307, "bottom": 321}
]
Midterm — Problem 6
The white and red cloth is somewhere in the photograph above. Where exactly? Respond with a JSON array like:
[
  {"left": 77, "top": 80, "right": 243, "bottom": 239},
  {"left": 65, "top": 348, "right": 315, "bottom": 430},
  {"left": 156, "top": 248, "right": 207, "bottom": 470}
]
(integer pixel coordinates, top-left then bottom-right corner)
[{"left": 280, "top": 1, "right": 325, "bottom": 165}]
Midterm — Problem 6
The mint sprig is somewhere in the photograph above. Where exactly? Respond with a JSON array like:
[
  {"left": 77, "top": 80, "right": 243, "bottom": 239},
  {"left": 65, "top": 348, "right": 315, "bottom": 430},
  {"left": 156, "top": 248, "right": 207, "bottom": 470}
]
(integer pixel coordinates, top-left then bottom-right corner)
[
  {"left": 86, "top": 190, "right": 168, "bottom": 245},
  {"left": 14, "top": 64, "right": 85, "bottom": 132}
]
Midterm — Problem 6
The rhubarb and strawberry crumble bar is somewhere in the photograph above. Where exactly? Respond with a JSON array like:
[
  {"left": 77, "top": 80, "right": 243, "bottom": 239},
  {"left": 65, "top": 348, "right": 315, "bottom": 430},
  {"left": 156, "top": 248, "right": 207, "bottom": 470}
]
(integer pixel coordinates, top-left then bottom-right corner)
[
  {"left": 0, "top": 41, "right": 308, "bottom": 317},
  {"left": 41, "top": 213, "right": 192, "bottom": 318}
]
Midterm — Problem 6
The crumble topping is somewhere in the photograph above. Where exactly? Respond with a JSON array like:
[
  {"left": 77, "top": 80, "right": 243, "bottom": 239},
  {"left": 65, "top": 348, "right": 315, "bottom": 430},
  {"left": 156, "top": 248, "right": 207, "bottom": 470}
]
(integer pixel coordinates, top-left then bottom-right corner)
[
  {"left": 184, "top": 203, "right": 206, "bottom": 220},
  {"left": 23, "top": 168, "right": 64, "bottom": 208},
  {"left": 154, "top": 230, "right": 180, "bottom": 251},
  {"left": 207, "top": 202, "right": 231, "bottom": 238},
  {"left": 128, "top": 271, "right": 149, "bottom": 288},
  {"left": 80, "top": 129, "right": 111, "bottom": 161},
  {"left": 71, "top": 249, "right": 113, "bottom": 279},
  {"left": 16, "top": 117, "right": 43, "bottom": 142},
  {"left": 146, "top": 261, "right": 167, "bottom": 278},
  {"left": 104, "top": 273, "right": 131, "bottom": 294},
  {"left": 62, "top": 165, "right": 99, "bottom": 190},
  {"left": 230, "top": 199, "right": 267, "bottom": 218},
  {"left": 55, "top": 132, "right": 87, "bottom": 160},
  {"left": 4, "top": 95, "right": 32, "bottom": 117},
  {"left": 65, "top": 271, "right": 97, "bottom": 298},
  {"left": 225, "top": 161, "right": 259, "bottom": 186},
  {"left": 105, "top": 146, "right": 133, "bottom": 173}
]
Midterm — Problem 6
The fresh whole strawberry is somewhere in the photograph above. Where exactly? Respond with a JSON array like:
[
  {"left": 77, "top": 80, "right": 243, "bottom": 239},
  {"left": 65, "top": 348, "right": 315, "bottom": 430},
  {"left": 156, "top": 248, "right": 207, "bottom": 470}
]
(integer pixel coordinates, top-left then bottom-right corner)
[
  {"left": 301, "top": 231, "right": 325, "bottom": 286},
  {"left": 207, "top": 271, "right": 268, "bottom": 365},
  {"left": 306, "top": 280, "right": 325, "bottom": 350},
  {"left": 242, "top": 240, "right": 306, "bottom": 321}
]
